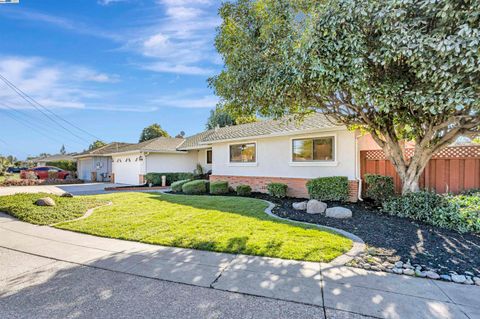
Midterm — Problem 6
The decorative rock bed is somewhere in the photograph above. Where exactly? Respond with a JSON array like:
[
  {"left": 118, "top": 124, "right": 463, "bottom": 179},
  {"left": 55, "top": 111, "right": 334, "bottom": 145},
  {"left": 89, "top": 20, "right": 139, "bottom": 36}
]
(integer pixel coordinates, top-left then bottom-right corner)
[{"left": 294, "top": 199, "right": 352, "bottom": 219}]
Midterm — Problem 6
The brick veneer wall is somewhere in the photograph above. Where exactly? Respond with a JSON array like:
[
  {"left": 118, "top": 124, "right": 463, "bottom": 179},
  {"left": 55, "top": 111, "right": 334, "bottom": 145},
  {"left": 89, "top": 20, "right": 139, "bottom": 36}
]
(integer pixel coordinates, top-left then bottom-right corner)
[{"left": 210, "top": 175, "right": 359, "bottom": 202}]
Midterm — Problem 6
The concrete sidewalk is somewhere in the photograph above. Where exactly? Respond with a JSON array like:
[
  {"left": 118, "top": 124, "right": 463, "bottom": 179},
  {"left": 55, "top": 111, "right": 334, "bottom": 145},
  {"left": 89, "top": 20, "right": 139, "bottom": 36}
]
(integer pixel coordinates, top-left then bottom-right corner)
[{"left": 0, "top": 212, "right": 478, "bottom": 319}]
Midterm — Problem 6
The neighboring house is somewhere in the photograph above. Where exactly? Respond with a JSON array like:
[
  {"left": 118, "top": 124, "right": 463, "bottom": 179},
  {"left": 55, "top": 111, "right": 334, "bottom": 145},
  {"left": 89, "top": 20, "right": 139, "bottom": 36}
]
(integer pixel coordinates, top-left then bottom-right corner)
[
  {"left": 74, "top": 143, "right": 132, "bottom": 182},
  {"left": 28, "top": 154, "right": 77, "bottom": 167}
]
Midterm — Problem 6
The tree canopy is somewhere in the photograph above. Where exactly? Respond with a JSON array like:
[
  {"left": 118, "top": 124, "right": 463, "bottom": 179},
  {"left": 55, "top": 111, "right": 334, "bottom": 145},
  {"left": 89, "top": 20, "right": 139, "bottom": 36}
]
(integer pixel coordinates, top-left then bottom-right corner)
[
  {"left": 210, "top": 0, "right": 479, "bottom": 192},
  {"left": 88, "top": 140, "right": 107, "bottom": 151},
  {"left": 206, "top": 107, "right": 258, "bottom": 129},
  {"left": 139, "top": 123, "right": 170, "bottom": 142}
]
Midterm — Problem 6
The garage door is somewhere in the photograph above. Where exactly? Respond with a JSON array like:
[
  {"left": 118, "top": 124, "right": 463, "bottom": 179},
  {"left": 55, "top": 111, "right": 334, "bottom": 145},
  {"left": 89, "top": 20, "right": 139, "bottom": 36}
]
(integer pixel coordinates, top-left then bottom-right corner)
[{"left": 112, "top": 155, "right": 141, "bottom": 185}]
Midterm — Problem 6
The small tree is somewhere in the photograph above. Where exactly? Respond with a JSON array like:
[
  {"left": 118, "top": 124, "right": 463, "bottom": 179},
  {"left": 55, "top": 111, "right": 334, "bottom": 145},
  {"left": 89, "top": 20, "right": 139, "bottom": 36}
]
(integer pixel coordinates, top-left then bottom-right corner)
[
  {"left": 59, "top": 144, "right": 66, "bottom": 155},
  {"left": 210, "top": 0, "right": 480, "bottom": 194},
  {"left": 175, "top": 131, "right": 186, "bottom": 138},
  {"left": 89, "top": 140, "right": 107, "bottom": 151},
  {"left": 139, "top": 123, "right": 170, "bottom": 142}
]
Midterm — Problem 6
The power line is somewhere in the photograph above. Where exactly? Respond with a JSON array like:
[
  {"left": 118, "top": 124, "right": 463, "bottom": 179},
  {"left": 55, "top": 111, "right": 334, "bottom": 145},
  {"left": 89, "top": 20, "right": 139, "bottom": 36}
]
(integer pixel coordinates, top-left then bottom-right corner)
[
  {"left": 0, "top": 102, "right": 85, "bottom": 144},
  {"left": 0, "top": 72, "right": 101, "bottom": 143},
  {"left": 0, "top": 108, "right": 74, "bottom": 147}
]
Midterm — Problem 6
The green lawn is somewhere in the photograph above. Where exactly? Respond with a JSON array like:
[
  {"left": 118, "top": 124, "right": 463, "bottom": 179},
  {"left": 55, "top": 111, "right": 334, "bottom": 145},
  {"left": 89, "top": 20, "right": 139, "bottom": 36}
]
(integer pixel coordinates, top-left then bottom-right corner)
[
  {"left": 0, "top": 193, "right": 108, "bottom": 225},
  {"left": 55, "top": 192, "right": 352, "bottom": 262}
]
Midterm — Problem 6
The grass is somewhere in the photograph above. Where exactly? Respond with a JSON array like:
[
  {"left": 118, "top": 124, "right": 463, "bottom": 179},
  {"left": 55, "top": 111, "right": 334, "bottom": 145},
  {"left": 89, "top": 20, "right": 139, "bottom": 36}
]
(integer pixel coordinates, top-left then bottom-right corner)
[
  {"left": 0, "top": 193, "right": 108, "bottom": 225},
  {"left": 55, "top": 192, "right": 352, "bottom": 262}
]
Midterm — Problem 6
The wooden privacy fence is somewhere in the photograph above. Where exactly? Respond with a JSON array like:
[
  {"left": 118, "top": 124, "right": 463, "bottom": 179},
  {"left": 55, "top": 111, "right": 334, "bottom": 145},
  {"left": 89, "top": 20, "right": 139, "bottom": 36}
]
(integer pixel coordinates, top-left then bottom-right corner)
[{"left": 360, "top": 145, "right": 480, "bottom": 194}]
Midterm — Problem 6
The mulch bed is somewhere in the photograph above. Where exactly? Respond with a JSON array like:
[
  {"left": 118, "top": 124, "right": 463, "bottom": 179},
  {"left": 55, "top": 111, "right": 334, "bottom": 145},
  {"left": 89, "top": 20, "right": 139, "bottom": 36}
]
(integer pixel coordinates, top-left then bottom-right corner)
[{"left": 252, "top": 193, "right": 480, "bottom": 276}]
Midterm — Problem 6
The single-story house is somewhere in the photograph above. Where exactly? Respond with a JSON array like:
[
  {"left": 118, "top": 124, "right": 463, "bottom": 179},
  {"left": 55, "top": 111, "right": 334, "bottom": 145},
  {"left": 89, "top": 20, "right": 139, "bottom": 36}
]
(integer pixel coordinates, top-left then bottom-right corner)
[
  {"left": 105, "top": 113, "right": 361, "bottom": 201},
  {"left": 74, "top": 142, "right": 132, "bottom": 182}
]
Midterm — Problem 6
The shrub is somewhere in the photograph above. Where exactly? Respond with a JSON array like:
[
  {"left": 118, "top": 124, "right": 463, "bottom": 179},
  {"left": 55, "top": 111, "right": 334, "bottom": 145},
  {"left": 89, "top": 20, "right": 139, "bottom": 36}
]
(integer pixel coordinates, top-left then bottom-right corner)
[
  {"left": 171, "top": 179, "right": 191, "bottom": 192},
  {"left": 48, "top": 171, "right": 59, "bottom": 180},
  {"left": 306, "top": 176, "right": 349, "bottom": 201},
  {"left": 364, "top": 174, "right": 395, "bottom": 204},
  {"left": 145, "top": 172, "right": 195, "bottom": 186},
  {"left": 210, "top": 181, "right": 229, "bottom": 195},
  {"left": 383, "top": 191, "right": 480, "bottom": 233},
  {"left": 267, "top": 182, "right": 288, "bottom": 198},
  {"left": 236, "top": 184, "right": 252, "bottom": 196},
  {"left": 182, "top": 180, "right": 209, "bottom": 195}
]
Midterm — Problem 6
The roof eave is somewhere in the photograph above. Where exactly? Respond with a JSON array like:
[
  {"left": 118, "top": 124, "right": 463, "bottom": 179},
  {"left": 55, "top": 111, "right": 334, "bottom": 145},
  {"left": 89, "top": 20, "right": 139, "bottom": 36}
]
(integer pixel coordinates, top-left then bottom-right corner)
[{"left": 199, "top": 126, "right": 347, "bottom": 145}]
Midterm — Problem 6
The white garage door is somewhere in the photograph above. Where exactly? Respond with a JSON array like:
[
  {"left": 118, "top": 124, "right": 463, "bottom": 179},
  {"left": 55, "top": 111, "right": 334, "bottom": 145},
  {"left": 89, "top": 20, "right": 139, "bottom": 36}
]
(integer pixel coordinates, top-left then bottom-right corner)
[{"left": 112, "top": 155, "right": 142, "bottom": 185}]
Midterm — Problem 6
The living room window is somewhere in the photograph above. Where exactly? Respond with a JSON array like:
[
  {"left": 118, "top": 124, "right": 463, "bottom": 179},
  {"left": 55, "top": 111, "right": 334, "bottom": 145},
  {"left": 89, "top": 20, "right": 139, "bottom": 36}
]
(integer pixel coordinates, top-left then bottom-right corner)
[
  {"left": 229, "top": 143, "right": 256, "bottom": 163},
  {"left": 292, "top": 136, "right": 335, "bottom": 162}
]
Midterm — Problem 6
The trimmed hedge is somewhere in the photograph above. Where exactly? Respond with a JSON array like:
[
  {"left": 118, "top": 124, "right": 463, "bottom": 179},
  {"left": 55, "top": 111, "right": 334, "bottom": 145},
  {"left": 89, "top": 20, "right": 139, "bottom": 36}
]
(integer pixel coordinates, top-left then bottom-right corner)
[
  {"left": 306, "top": 176, "right": 349, "bottom": 201},
  {"left": 171, "top": 179, "right": 191, "bottom": 192},
  {"left": 182, "top": 180, "right": 209, "bottom": 195},
  {"left": 145, "top": 172, "right": 194, "bottom": 186},
  {"left": 236, "top": 184, "right": 252, "bottom": 196},
  {"left": 364, "top": 174, "right": 395, "bottom": 204},
  {"left": 267, "top": 182, "right": 288, "bottom": 198},
  {"left": 383, "top": 191, "right": 480, "bottom": 233},
  {"left": 210, "top": 181, "right": 229, "bottom": 195}
]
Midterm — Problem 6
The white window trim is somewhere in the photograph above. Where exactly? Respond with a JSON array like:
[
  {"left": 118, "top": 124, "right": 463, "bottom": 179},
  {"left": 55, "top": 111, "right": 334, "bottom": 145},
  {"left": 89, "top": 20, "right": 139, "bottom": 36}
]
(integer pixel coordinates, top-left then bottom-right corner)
[
  {"left": 227, "top": 141, "right": 258, "bottom": 166},
  {"left": 289, "top": 133, "right": 338, "bottom": 167},
  {"left": 205, "top": 149, "right": 213, "bottom": 165}
]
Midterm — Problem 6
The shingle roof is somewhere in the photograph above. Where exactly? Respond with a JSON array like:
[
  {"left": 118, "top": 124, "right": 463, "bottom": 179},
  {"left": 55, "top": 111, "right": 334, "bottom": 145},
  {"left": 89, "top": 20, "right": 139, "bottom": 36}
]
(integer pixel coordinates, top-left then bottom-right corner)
[
  {"left": 200, "top": 113, "right": 341, "bottom": 143},
  {"left": 107, "top": 137, "right": 186, "bottom": 154},
  {"left": 177, "top": 129, "right": 216, "bottom": 150},
  {"left": 74, "top": 142, "right": 134, "bottom": 158}
]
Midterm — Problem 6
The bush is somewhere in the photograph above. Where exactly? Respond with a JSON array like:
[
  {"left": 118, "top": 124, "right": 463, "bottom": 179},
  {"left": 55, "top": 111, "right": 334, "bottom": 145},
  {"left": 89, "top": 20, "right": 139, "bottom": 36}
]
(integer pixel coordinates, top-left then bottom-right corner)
[
  {"left": 210, "top": 181, "right": 229, "bottom": 195},
  {"left": 364, "top": 174, "right": 395, "bottom": 204},
  {"left": 182, "top": 180, "right": 209, "bottom": 195},
  {"left": 48, "top": 171, "right": 59, "bottom": 180},
  {"left": 267, "top": 182, "right": 288, "bottom": 198},
  {"left": 383, "top": 191, "right": 480, "bottom": 233},
  {"left": 171, "top": 179, "right": 191, "bottom": 192},
  {"left": 306, "top": 176, "right": 349, "bottom": 201},
  {"left": 145, "top": 172, "right": 195, "bottom": 186},
  {"left": 236, "top": 184, "right": 252, "bottom": 196}
]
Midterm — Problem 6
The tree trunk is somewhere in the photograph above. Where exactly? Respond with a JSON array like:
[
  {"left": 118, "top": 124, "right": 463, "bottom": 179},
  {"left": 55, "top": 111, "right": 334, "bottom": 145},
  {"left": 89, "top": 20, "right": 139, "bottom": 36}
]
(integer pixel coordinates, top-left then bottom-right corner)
[{"left": 401, "top": 174, "right": 420, "bottom": 194}]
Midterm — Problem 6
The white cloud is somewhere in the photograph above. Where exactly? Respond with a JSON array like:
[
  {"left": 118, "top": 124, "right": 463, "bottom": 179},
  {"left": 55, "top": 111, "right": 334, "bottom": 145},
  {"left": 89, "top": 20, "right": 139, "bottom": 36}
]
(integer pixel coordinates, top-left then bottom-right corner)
[
  {"left": 98, "top": 0, "right": 129, "bottom": 5},
  {"left": 0, "top": 56, "right": 118, "bottom": 110},
  {"left": 124, "top": 0, "right": 221, "bottom": 75},
  {"left": 152, "top": 91, "right": 218, "bottom": 108}
]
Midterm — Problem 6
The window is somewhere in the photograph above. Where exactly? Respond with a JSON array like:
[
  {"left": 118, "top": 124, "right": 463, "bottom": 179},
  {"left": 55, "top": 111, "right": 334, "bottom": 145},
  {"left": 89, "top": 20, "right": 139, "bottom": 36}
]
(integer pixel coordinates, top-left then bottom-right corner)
[
  {"left": 206, "top": 150, "right": 212, "bottom": 164},
  {"left": 292, "top": 136, "right": 334, "bottom": 162},
  {"left": 229, "top": 143, "right": 256, "bottom": 163}
]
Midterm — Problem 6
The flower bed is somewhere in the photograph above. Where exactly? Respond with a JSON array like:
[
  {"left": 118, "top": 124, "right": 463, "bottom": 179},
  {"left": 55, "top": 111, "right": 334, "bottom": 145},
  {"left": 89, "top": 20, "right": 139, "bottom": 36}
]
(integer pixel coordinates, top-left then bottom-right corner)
[{"left": 1, "top": 178, "right": 84, "bottom": 187}]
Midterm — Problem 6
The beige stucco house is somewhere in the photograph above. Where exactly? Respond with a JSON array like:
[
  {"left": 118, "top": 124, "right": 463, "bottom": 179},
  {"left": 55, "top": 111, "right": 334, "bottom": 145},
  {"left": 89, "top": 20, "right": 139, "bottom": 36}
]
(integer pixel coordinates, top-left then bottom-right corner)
[{"left": 94, "top": 113, "right": 361, "bottom": 201}]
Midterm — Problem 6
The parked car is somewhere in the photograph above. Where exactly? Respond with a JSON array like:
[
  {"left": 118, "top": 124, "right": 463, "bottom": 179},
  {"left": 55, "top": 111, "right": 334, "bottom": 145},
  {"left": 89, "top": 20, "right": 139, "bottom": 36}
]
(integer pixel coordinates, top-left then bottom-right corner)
[
  {"left": 20, "top": 166, "right": 70, "bottom": 180},
  {"left": 6, "top": 167, "right": 27, "bottom": 173}
]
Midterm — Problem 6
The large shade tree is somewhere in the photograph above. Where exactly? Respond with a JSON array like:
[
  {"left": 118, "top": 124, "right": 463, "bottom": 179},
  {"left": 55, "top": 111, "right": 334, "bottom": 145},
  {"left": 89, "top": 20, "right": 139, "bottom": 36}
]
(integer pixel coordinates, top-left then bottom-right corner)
[{"left": 210, "top": 0, "right": 480, "bottom": 193}]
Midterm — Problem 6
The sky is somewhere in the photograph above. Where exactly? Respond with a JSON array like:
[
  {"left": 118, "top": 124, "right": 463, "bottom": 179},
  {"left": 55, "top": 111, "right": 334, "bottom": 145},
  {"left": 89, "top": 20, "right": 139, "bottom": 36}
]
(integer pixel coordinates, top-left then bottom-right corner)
[{"left": 0, "top": 0, "right": 223, "bottom": 159}]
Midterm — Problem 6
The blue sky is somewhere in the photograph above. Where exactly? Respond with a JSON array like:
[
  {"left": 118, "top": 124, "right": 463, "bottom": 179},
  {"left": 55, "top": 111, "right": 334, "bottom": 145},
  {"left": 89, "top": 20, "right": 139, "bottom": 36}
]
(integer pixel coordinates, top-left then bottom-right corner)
[{"left": 0, "top": 0, "right": 222, "bottom": 159}]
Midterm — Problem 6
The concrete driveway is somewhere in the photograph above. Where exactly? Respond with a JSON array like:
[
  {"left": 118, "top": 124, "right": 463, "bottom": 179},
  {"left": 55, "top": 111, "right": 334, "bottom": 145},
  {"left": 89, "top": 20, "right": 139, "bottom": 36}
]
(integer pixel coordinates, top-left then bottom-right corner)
[
  {"left": 0, "top": 213, "right": 477, "bottom": 319},
  {"left": 0, "top": 183, "right": 124, "bottom": 196}
]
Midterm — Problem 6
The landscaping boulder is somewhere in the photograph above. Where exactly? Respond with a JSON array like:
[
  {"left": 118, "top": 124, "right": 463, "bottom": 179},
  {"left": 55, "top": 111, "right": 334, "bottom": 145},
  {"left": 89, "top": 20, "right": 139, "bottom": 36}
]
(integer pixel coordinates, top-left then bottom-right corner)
[
  {"left": 60, "top": 192, "right": 74, "bottom": 198},
  {"left": 35, "top": 197, "right": 56, "bottom": 207},
  {"left": 306, "top": 200, "right": 327, "bottom": 214},
  {"left": 325, "top": 207, "right": 352, "bottom": 219},
  {"left": 292, "top": 201, "right": 307, "bottom": 210}
]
